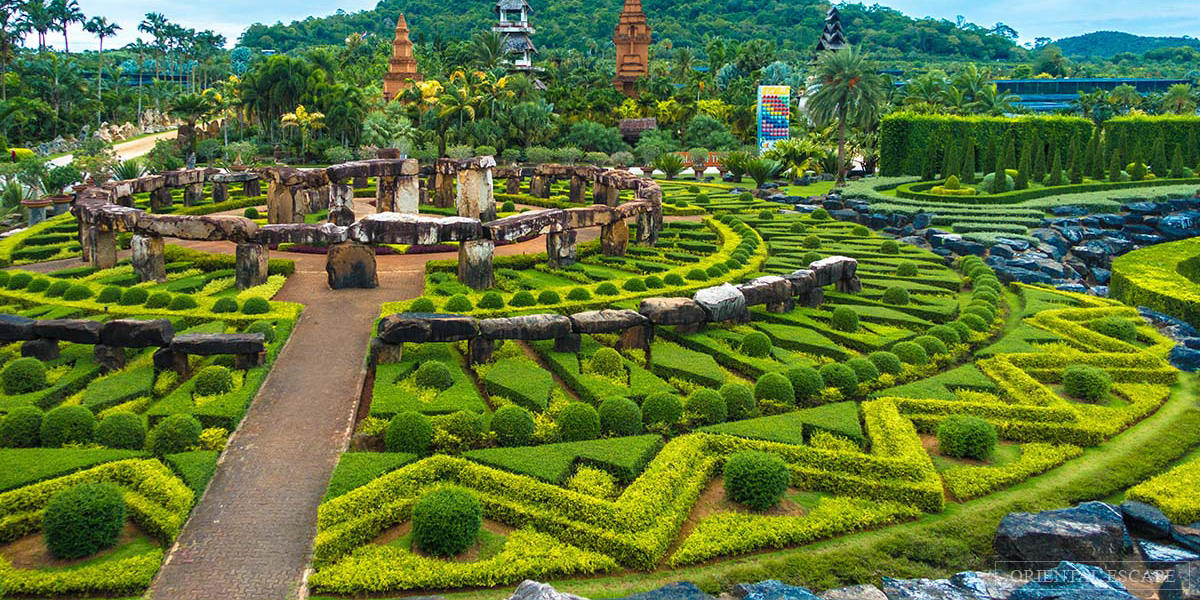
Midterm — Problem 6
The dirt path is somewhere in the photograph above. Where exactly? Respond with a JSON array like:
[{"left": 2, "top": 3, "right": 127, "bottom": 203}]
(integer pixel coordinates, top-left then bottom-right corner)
[{"left": 49, "top": 129, "right": 178, "bottom": 167}]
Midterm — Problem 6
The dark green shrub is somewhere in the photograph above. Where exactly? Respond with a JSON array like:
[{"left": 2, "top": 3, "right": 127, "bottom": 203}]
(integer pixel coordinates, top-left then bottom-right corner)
[
  {"left": 928, "top": 324, "right": 962, "bottom": 346},
  {"left": 686, "top": 268, "right": 708, "bottom": 281},
  {"left": 41, "top": 405, "right": 95, "bottom": 447},
  {"left": 831, "top": 307, "right": 859, "bottom": 332},
  {"left": 414, "top": 362, "right": 454, "bottom": 390},
  {"left": 46, "top": 280, "right": 70, "bottom": 297},
  {"left": 720, "top": 383, "right": 757, "bottom": 421},
  {"left": 811, "top": 208, "right": 830, "bottom": 220},
  {"left": 411, "top": 486, "right": 482, "bottom": 557},
  {"left": 444, "top": 294, "right": 472, "bottom": 312},
  {"left": 537, "top": 290, "right": 561, "bottom": 304},
  {"left": 244, "top": 207, "right": 259, "bottom": 219},
  {"left": 960, "top": 313, "right": 989, "bottom": 332},
  {"left": 644, "top": 275, "right": 664, "bottom": 289},
  {"left": 97, "top": 286, "right": 122, "bottom": 303},
  {"left": 241, "top": 296, "right": 269, "bottom": 314},
  {"left": 63, "top": 284, "right": 92, "bottom": 301},
  {"left": 740, "top": 332, "right": 773, "bottom": 358},
  {"left": 803, "top": 251, "right": 822, "bottom": 265},
  {"left": 1092, "top": 316, "right": 1137, "bottom": 342},
  {"left": 3, "top": 357, "right": 47, "bottom": 395},
  {"left": 948, "top": 321, "right": 972, "bottom": 341},
  {"left": 501, "top": 200, "right": 515, "bottom": 212},
  {"left": 663, "top": 273, "right": 685, "bottom": 286},
  {"left": 169, "top": 295, "right": 198, "bottom": 310},
  {"left": 642, "top": 393, "right": 683, "bottom": 429},
  {"left": 623, "top": 278, "right": 647, "bottom": 292},
  {"left": 491, "top": 405, "right": 534, "bottom": 447},
  {"left": 868, "top": 351, "right": 903, "bottom": 375},
  {"left": 790, "top": 223, "right": 808, "bottom": 233},
  {"left": 588, "top": 348, "right": 625, "bottom": 378},
  {"left": 964, "top": 304, "right": 995, "bottom": 323},
  {"left": 818, "top": 363, "right": 859, "bottom": 395},
  {"left": 914, "top": 335, "right": 949, "bottom": 357},
  {"left": 558, "top": 402, "right": 601, "bottom": 441},
  {"left": 43, "top": 482, "right": 126, "bottom": 559},
  {"left": 148, "top": 414, "right": 202, "bottom": 455},
  {"left": 119, "top": 288, "right": 150, "bottom": 306},
  {"left": 386, "top": 411, "right": 433, "bottom": 454},
  {"left": 723, "top": 450, "right": 789, "bottom": 511},
  {"left": 802, "top": 234, "right": 821, "bottom": 249},
  {"left": 26, "top": 277, "right": 49, "bottom": 293},
  {"left": 753, "top": 372, "right": 795, "bottom": 407},
  {"left": 246, "top": 320, "right": 275, "bottom": 343},
  {"left": 7, "top": 272, "right": 32, "bottom": 289},
  {"left": 897, "top": 261, "right": 919, "bottom": 277},
  {"left": 846, "top": 358, "right": 880, "bottom": 383},
  {"left": 567, "top": 287, "right": 592, "bottom": 301},
  {"left": 409, "top": 297, "right": 436, "bottom": 312},
  {"left": 0, "top": 405, "right": 43, "bottom": 447},
  {"left": 892, "top": 341, "right": 929, "bottom": 365},
  {"left": 852, "top": 225, "right": 869, "bottom": 236},
  {"left": 881, "top": 286, "right": 910, "bottom": 306},
  {"left": 937, "top": 415, "right": 997, "bottom": 460},
  {"left": 686, "top": 389, "right": 728, "bottom": 425},
  {"left": 784, "top": 366, "right": 824, "bottom": 404},
  {"left": 596, "top": 282, "right": 620, "bottom": 296},
  {"left": 145, "top": 292, "right": 171, "bottom": 308},
  {"left": 1062, "top": 365, "right": 1112, "bottom": 402},
  {"left": 598, "top": 396, "right": 642, "bottom": 436},
  {"left": 211, "top": 297, "right": 238, "bottom": 313},
  {"left": 880, "top": 239, "right": 900, "bottom": 254},
  {"left": 194, "top": 366, "right": 235, "bottom": 396},
  {"left": 95, "top": 412, "right": 146, "bottom": 450},
  {"left": 509, "top": 291, "right": 536, "bottom": 307}
]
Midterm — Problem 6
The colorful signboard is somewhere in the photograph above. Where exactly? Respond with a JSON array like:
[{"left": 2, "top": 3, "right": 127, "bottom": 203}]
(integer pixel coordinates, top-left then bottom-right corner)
[{"left": 757, "top": 85, "right": 791, "bottom": 153}]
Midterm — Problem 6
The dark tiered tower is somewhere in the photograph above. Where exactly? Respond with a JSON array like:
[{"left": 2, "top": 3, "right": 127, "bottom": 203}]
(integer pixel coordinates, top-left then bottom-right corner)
[
  {"left": 815, "top": 6, "right": 849, "bottom": 54},
  {"left": 493, "top": 0, "right": 538, "bottom": 72},
  {"left": 613, "top": 0, "right": 652, "bottom": 97},
  {"left": 383, "top": 14, "right": 422, "bottom": 102}
]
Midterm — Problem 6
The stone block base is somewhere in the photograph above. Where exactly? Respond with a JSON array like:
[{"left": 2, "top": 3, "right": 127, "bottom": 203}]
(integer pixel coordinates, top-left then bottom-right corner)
[{"left": 326, "top": 242, "right": 378, "bottom": 289}]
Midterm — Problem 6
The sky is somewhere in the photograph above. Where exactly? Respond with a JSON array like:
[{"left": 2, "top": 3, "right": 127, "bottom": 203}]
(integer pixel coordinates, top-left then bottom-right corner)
[{"left": 24, "top": 0, "right": 1200, "bottom": 52}]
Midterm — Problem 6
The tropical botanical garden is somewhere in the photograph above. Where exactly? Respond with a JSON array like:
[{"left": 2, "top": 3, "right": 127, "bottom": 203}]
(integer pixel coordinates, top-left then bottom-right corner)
[{"left": 1, "top": 0, "right": 1200, "bottom": 599}]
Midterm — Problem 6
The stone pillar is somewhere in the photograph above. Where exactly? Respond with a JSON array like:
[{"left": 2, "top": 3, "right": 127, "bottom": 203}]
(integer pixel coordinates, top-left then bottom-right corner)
[
  {"left": 92, "top": 227, "right": 118, "bottom": 269},
  {"left": 368, "top": 337, "right": 404, "bottom": 366},
  {"left": 235, "top": 243, "right": 269, "bottom": 290},
  {"left": 244, "top": 178, "right": 261, "bottom": 197},
  {"left": 21, "top": 339, "right": 59, "bottom": 361},
  {"left": 153, "top": 347, "right": 191, "bottom": 378},
  {"left": 602, "top": 184, "right": 620, "bottom": 207},
  {"left": 78, "top": 220, "right": 91, "bottom": 262},
  {"left": 26, "top": 203, "right": 48, "bottom": 225},
  {"left": 150, "top": 187, "right": 172, "bottom": 211},
  {"left": 601, "top": 219, "right": 629, "bottom": 257},
  {"left": 635, "top": 210, "right": 657, "bottom": 246},
  {"left": 554, "top": 333, "right": 582, "bottom": 353},
  {"left": 529, "top": 174, "right": 551, "bottom": 198},
  {"left": 376, "top": 176, "right": 398, "bottom": 212},
  {"left": 266, "top": 181, "right": 304, "bottom": 224},
  {"left": 546, "top": 230, "right": 577, "bottom": 268},
  {"left": 94, "top": 345, "right": 126, "bottom": 372},
  {"left": 183, "top": 182, "right": 204, "bottom": 206},
  {"left": 306, "top": 185, "right": 330, "bottom": 213},
  {"left": 506, "top": 177, "right": 523, "bottom": 195},
  {"left": 457, "top": 239, "right": 495, "bottom": 290},
  {"left": 353, "top": 175, "right": 369, "bottom": 189},
  {"left": 326, "top": 241, "right": 378, "bottom": 289},
  {"left": 569, "top": 175, "right": 587, "bottom": 204},
  {"left": 592, "top": 181, "right": 608, "bottom": 204},
  {"left": 329, "top": 183, "right": 356, "bottom": 226},
  {"left": 395, "top": 175, "right": 420, "bottom": 214},
  {"left": 131, "top": 234, "right": 166, "bottom": 283},
  {"left": 433, "top": 172, "right": 455, "bottom": 208},
  {"left": 115, "top": 193, "right": 135, "bottom": 208},
  {"left": 212, "top": 182, "right": 229, "bottom": 203},
  {"left": 456, "top": 168, "right": 496, "bottom": 222},
  {"left": 419, "top": 176, "right": 431, "bottom": 205},
  {"left": 617, "top": 325, "right": 653, "bottom": 361},
  {"left": 467, "top": 337, "right": 494, "bottom": 365}
]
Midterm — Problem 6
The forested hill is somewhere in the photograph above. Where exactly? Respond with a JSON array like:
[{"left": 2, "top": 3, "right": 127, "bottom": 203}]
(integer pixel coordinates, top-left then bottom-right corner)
[
  {"left": 1054, "top": 31, "right": 1200, "bottom": 57},
  {"left": 237, "top": 0, "right": 1020, "bottom": 60}
]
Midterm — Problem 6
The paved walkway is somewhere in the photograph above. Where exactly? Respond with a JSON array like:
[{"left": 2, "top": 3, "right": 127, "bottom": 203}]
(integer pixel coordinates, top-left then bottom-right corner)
[{"left": 49, "top": 129, "right": 177, "bottom": 167}]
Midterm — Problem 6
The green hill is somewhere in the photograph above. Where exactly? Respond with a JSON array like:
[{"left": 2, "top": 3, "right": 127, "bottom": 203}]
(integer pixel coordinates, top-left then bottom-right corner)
[
  {"left": 1055, "top": 30, "right": 1200, "bottom": 57},
  {"left": 237, "top": 0, "right": 1020, "bottom": 60}
]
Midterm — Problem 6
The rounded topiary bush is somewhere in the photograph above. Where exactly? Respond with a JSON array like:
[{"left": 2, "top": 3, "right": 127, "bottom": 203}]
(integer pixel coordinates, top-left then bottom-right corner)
[
  {"left": 409, "top": 297, "right": 436, "bottom": 312},
  {"left": 853, "top": 225, "right": 870, "bottom": 236},
  {"left": 97, "top": 286, "right": 122, "bottom": 303},
  {"left": 386, "top": 411, "right": 434, "bottom": 454},
  {"left": 720, "top": 383, "right": 757, "bottom": 421},
  {"left": 784, "top": 366, "right": 824, "bottom": 405},
  {"left": 193, "top": 366, "right": 234, "bottom": 396},
  {"left": 3, "top": 357, "right": 47, "bottom": 395},
  {"left": 588, "top": 347, "right": 625, "bottom": 378},
  {"left": 802, "top": 234, "right": 821, "bottom": 249},
  {"left": 644, "top": 275, "right": 664, "bottom": 289},
  {"left": 753, "top": 372, "right": 795, "bottom": 407},
  {"left": 960, "top": 313, "right": 989, "bottom": 332},
  {"left": 209, "top": 297, "right": 238, "bottom": 313},
  {"left": 892, "top": 341, "right": 929, "bottom": 365},
  {"left": 686, "top": 389, "right": 728, "bottom": 425},
  {"left": 509, "top": 291, "right": 536, "bottom": 307},
  {"left": 831, "top": 307, "right": 859, "bottom": 333},
  {"left": 740, "top": 332, "right": 773, "bottom": 358},
  {"left": 642, "top": 393, "right": 683, "bottom": 429},
  {"left": 246, "top": 320, "right": 276, "bottom": 343},
  {"left": 411, "top": 486, "right": 482, "bottom": 557},
  {"left": 596, "top": 282, "right": 620, "bottom": 296},
  {"left": 685, "top": 268, "right": 707, "bottom": 282},
  {"left": 914, "top": 335, "right": 949, "bottom": 357},
  {"left": 928, "top": 324, "right": 962, "bottom": 346},
  {"left": 414, "top": 362, "right": 454, "bottom": 390},
  {"left": 145, "top": 292, "right": 171, "bottom": 309},
  {"left": 846, "top": 358, "right": 880, "bottom": 384},
  {"left": 964, "top": 304, "right": 996, "bottom": 323},
  {"left": 948, "top": 321, "right": 972, "bottom": 341},
  {"left": 244, "top": 207, "right": 259, "bottom": 219},
  {"left": 868, "top": 351, "right": 903, "bottom": 375},
  {"left": 723, "top": 451, "right": 790, "bottom": 511},
  {"left": 1062, "top": 365, "right": 1112, "bottom": 402},
  {"left": 598, "top": 396, "right": 642, "bottom": 436},
  {"left": 881, "top": 286, "right": 910, "bottom": 306},
  {"left": 119, "top": 287, "right": 150, "bottom": 306},
  {"left": 818, "top": 363, "right": 859, "bottom": 395},
  {"left": 937, "top": 415, "right": 998, "bottom": 460},
  {"left": 0, "top": 405, "right": 43, "bottom": 447},
  {"left": 663, "top": 273, "right": 685, "bottom": 286},
  {"left": 27, "top": 277, "right": 49, "bottom": 293},
  {"left": 46, "top": 280, "right": 70, "bottom": 297},
  {"left": 537, "top": 290, "right": 561, "bottom": 305},
  {"left": 567, "top": 287, "right": 592, "bottom": 301},
  {"left": 95, "top": 412, "right": 146, "bottom": 450},
  {"left": 491, "top": 405, "right": 534, "bottom": 447},
  {"left": 897, "top": 261, "right": 919, "bottom": 277},
  {"left": 811, "top": 208, "right": 830, "bottom": 220},
  {"left": 169, "top": 295, "right": 198, "bottom": 310},
  {"left": 879, "top": 239, "right": 900, "bottom": 254},
  {"left": 558, "top": 402, "right": 601, "bottom": 441},
  {"left": 148, "top": 414, "right": 202, "bottom": 455},
  {"left": 7, "top": 272, "right": 32, "bottom": 289},
  {"left": 758, "top": 209, "right": 775, "bottom": 220},
  {"left": 623, "top": 278, "right": 647, "bottom": 292},
  {"left": 43, "top": 482, "right": 126, "bottom": 559},
  {"left": 40, "top": 405, "right": 96, "bottom": 447},
  {"left": 1092, "top": 316, "right": 1137, "bottom": 342}
]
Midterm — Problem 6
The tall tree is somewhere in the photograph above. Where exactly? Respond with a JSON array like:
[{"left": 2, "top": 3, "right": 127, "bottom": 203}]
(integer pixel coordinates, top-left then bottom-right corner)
[
  {"left": 20, "top": 0, "right": 55, "bottom": 50},
  {"left": 989, "top": 138, "right": 1007, "bottom": 194},
  {"left": 0, "top": 0, "right": 29, "bottom": 100},
  {"left": 82, "top": 16, "right": 119, "bottom": 125},
  {"left": 169, "top": 93, "right": 213, "bottom": 155},
  {"left": 806, "top": 47, "right": 885, "bottom": 184},
  {"left": 1150, "top": 136, "right": 1167, "bottom": 176},
  {"left": 138, "top": 12, "right": 167, "bottom": 80},
  {"left": 49, "top": 0, "right": 83, "bottom": 52},
  {"left": 1047, "top": 148, "right": 1063, "bottom": 186}
]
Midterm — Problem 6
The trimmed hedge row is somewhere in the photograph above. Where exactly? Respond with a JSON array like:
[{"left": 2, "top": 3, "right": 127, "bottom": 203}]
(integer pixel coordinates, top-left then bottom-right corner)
[
  {"left": 894, "top": 176, "right": 1200, "bottom": 205},
  {"left": 1110, "top": 237, "right": 1200, "bottom": 329}
]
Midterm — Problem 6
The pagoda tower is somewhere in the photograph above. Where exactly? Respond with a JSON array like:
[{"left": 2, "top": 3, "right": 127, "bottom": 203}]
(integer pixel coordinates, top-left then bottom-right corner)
[
  {"left": 493, "top": 0, "right": 538, "bottom": 72},
  {"left": 383, "top": 14, "right": 422, "bottom": 102},
  {"left": 612, "top": 0, "right": 652, "bottom": 97},
  {"left": 814, "top": 7, "right": 849, "bottom": 54}
]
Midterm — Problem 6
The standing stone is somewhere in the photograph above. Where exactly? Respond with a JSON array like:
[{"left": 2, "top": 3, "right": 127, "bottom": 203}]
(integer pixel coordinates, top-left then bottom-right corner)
[
  {"left": 94, "top": 344, "right": 127, "bottom": 372},
  {"left": 467, "top": 337, "right": 494, "bottom": 365},
  {"left": 115, "top": 192, "right": 135, "bottom": 207},
  {"left": 131, "top": 234, "right": 167, "bottom": 283},
  {"left": 546, "top": 230, "right": 577, "bottom": 268},
  {"left": 396, "top": 175, "right": 420, "bottom": 214},
  {"left": 149, "top": 187, "right": 172, "bottom": 211},
  {"left": 376, "top": 176, "right": 398, "bottom": 212},
  {"left": 352, "top": 175, "right": 369, "bottom": 189},
  {"left": 329, "top": 183, "right": 356, "bottom": 226},
  {"left": 636, "top": 209, "right": 658, "bottom": 246},
  {"left": 601, "top": 219, "right": 629, "bottom": 256},
  {"left": 326, "top": 241, "right": 378, "bottom": 289},
  {"left": 600, "top": 183, "right": 620, "bottom": 207},
  {"left": 266, "top": 182, "right": 305, "bottom": 224},
  {"left": 212, "top": 182, "right": 229, "bottom": 203},
  {"left": 21, "top": 339, "right": 59, "bottom": 361},
  {"left": 153, "top": 347, "right": 190, "bottom": 377},
  {"left": 79, "top": 221, "right": 91, "bottom": 262},
  {"left": 618, "top": 325, "right": 653, "bottom": 360},
  {"left": 244, "top": 178, "right": 261, "bottom": 197},
  {"left": 183, "top": 182, "right": 204, "bottom": 206},
  {"left": 569, "top": 175, "right": 587, "bottom": 203},
  {"left": 458, "top": 239, "right": 495, "bottom": 290},
  {"left": 92, "top": 227, "right": 118, "bottom": 269},
  {"left": 433, "top": 172, "right": 455, "bottom": 208},
  {"left": 506, "top": 177, "right": 523, "bottom": 194},
  {"left": 554, "top": 333, "right": 582, "bottom": 353},
  {"left": 530, "top": 174, "right": 551, "bottom": 198},
  {"left": 368, "top": 338, "right": 404, "bottom": 366},
  {"left": 235, "top": 243, "right": 269, "bottom": 290},
  {"left": 592, "top": 181, "right": 608, "bottom": 204},
  {"left": 456, "top": 168, "right": 496, "bottom": 222}
]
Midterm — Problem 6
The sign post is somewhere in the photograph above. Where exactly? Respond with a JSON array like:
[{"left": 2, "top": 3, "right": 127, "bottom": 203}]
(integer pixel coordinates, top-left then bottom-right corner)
[{"left": 756, "top": 85, "right": 791, "bottom": 154}]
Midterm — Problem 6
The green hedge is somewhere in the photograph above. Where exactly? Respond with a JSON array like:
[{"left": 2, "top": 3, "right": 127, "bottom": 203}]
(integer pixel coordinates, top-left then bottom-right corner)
[
  {"left": 1104, "top": 115, "right": 1200, "bottom": 168},
  {"left": 1110, "top": 237, "right": 1200, "bottom": 328},
  {"left": 894, "top": 177, "right": 1200, "bottom": 205}
]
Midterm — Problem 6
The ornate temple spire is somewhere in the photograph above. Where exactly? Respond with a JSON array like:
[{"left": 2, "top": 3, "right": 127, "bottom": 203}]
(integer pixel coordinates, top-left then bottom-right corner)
[
  {"left": 815, "top": 6, "right": 849, "bottom": 54},
  {"left": 383, "top": 13, "right": 422, "bottom": 102},
  {"left": 613, "top": 0, "right": 652, "bottom": 97}
]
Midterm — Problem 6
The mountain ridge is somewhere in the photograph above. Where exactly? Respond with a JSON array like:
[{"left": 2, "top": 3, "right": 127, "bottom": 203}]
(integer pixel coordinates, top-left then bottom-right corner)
[{"left": 1054, "top": 30, "right": 1200, "bottom": 57}]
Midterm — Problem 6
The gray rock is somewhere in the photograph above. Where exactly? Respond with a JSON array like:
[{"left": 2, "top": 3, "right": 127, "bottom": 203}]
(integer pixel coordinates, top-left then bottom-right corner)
[
  {"left": 1009, "top": 561, "right": 1131, "bottom": 600},
  {"left": 134, "top": 214, "right": 258, "bottom": 243},
  {"left": 639, "top": 297, "right": 706, "bottom": 325},
  {"left": 32, "top": 319, "right": 103, "bottom": 344},
  {"left": 784, "top": 269, "right": 817, "bottom": 295},
  {"left": 615, "top": 582, "right": 714, "bottom": 600},
  {"left": 818, "top": 584, "right": 888, "bottom": 600},
  {"left": 377, "top": 314, "right": 479, "bottom": 344},
  {"left": 484, "top": 209, "right": 565, "bottom": 242},
  {"left": 879, "top": 577, "right": 975, "bottom": 599},
  {"left": 21, "top": 338, "right": 59, "bottom": 361},
  {"left": 254, "top": 223, "right": 348, "bottom": 245},
  {"left": 1161, "top": 560, "right": 1200, "bottom": 600},
  {"left": 507, "top": 580, "right": 588, "bottom": 600},
  {"left": 1172, "top": 524, "right": 1200, "bottom": 554},
  {"left": 171, "top": 333, "right": 266, "bottom": 356},
  {"left": 569, "top": 309, "right": 649, "bottom": 334},
  {"left": 994, "top": 503, "right": 1128, "bottom": 569},
  {"left": 1139, "top": 539, "right": 1200, "bottom": 571},
  {"left": 693, "top": 283, "right": 749, "bottom": 322},
  {"left": 732, "top": 580, "right": 818, "bottom": 600},
  {"left": 99, "top": 319, "right": 174, "bottom": 348},
  {"left": 0, "top": 314, "right": 36, "bottom": 341},
  {"left": 948, "top": 571, "right": 1023, "bottom": 599},
  {"left": 737, "top": 276, "right": 793, "bottom": 307},
  {"left": 1122, "top": 501, "right": 1173, "bottom": 540},
  {"left": 478, "top": 314, "right": 572, "bottom": 341}
]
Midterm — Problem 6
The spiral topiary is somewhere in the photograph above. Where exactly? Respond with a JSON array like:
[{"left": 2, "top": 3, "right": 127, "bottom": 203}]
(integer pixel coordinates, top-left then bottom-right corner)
[
  {"left": 43, "top": 482, "right": 126, "bottom": 559},
  {"left": 845, "top": 358, "right": 880, "bottom": 384},
  {"left": 784, "top": 366, "right": 824, "bottom": 405},
  {"left": 411, "top": 486, "right": 482, "bottom": 557},
  {"left": 386, "top": 411, "right": 434, "bottom": 454},
  {"left": 414, "top": 362, "right": 454, "bottom": 390},
  {"left": 1062, "top": 365, "right": 1112, "bottom": 402},
  {"left": 892, "top": 341, "right": 929, "bottom": 365},
  {"left": 193, "top": 366, "right": 235, "bottom": 396},
  {"left": 0, "top": 405, "right": 43, "bottom": 447},
  {"left": 558, "top": 402, "right": 601, "bottom": 441},
  {"left": 881, "top": 286, "right": 910, "bottom": 306},
  {"left": 3, "top": 357, "right": 47, "bottom": 395},
  {"left": 831, "top": 307, "right": 859, "bottom": 332},
  {"left": 686, "top": 388, "right": 728, "bottom": 425},
  {"left": 723, "top": 450, "right": 790, "bottom": 511},
  {"left": 95, "top": 412, "right": 146, "bottom": 450},
  {"left": 642, "top": 393, "right": 683, "bottom": 429},
  {"left": 719, "top": 383, "right": 757, "bottom": 421},
  {"left": 148, "top": 414, "right": 202, "bottom": 455},
  {"left": 740, "top": 332, "right": 773, "bottom": 358},
  {"left": 868, "top": 351, "right": 903, "bottom": 375},
  {"left": 40, "top": 405, "right": 96, "bottom": 447},
  {"left": 598, "top": 396, "right": 642, "bottom": 436},
  {"left": 753, "top": 372, "right": 795, "bottom": 407},
  {"left": 119, "top": 287, "right": 150, "bottom": 306},
  {"left": 937, "top": 415, "right": 998, "bottom": 460},
  {"left": 491, "top": 405, "right": 535, "bottom": 447},
  {"left": 818, "top": 363, "right": 859, "bottom": 395}
]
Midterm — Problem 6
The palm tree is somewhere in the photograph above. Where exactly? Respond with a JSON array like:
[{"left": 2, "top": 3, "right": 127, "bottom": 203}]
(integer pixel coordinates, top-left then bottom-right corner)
[
  {"left": 969, "top": 84, "right": 1019, "bottom": 116},
  {"left": 470, "top": 31, "right": 505, "bottom": 70},
  {"left": 49, "top": 0, "right": 83, "bottom": 52},
  {"left": 83, "top": 16, "right": 119, "bottom": 125},
  {"left": 280, "top": 105, "right": 325, "bottom": 158},
  {"left": 0, "top": 0, "right": 29, "bottom": 100},
  {"left": 169, "top": 93, "right": 213, "bottom": 155},
  {"left": 20, "top": 0, "right": 55, "bottom": 50},
  {"left": 1108, "top": 84, "right": 1141, "bottom": 114},
  {"left": 1161, "top": 84, "right": 1198, "bottom": 115},
  {"left": 439, "top": 80, "right": 481, "bottom": 129},
  {"left": 901, "top": 73, "right": 945, "bottom": 110},
  {"left": 806, "top": 47, "right": 886, "bottom": 184},
  {"left": 138, "top": 12, "right": 167, "bottom": 80},
  {"left": 672, "top": 47, "right": 695, "bottom": 83}
]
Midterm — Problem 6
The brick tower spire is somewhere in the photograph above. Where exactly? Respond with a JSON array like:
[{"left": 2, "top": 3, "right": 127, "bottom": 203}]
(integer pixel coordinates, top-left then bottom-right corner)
[
  {"left": 383, "top": 14, "right": 422, "bottom": 102},
  {"left": 613, "top": 0, "right": 652, "bottom": 97}
]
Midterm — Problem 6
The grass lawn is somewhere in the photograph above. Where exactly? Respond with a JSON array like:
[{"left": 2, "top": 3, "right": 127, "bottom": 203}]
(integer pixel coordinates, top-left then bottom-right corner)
[{"left": 785, "top": 181, "right": 837, "bottom": 197}]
